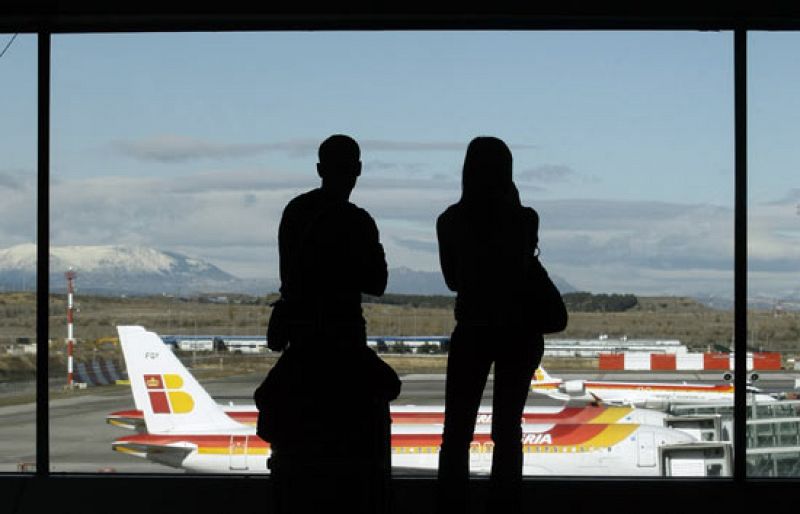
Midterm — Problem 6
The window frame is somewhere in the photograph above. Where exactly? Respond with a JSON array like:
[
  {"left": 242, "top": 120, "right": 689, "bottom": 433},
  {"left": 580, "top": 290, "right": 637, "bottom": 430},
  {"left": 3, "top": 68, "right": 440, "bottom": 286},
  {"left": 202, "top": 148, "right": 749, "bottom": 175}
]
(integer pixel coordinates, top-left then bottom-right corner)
[{"left": 2, "top": 4, "right": 800, "bottom": 512}]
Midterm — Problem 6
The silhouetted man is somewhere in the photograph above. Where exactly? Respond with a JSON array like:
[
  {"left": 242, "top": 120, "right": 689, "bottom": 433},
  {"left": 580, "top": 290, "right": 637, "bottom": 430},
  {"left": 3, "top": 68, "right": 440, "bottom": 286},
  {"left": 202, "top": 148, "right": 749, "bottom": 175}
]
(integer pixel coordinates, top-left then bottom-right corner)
[
  {"left": 278, "top": 135, "right": 388, "bottom": 332},
  {"left": 256, "top": 135, "right": 400, "bottom": 514}
]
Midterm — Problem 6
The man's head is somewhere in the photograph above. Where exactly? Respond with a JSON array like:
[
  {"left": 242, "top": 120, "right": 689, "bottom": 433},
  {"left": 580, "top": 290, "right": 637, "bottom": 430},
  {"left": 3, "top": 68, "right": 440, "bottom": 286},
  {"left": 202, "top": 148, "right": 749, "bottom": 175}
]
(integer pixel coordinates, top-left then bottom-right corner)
[{"left": 317, "top": 135, "right": 361, "bottom": 198}]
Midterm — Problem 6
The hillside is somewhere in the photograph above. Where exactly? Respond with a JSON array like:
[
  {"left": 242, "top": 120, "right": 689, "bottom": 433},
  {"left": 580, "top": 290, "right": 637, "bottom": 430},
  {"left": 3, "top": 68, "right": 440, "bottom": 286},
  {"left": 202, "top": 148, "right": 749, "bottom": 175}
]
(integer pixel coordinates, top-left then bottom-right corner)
[
  {"left": 0, "top": 244, "right": 241, "bottom": 294},
  {"left": 0, "top": 292, "right": 798, "bottom": 354}
]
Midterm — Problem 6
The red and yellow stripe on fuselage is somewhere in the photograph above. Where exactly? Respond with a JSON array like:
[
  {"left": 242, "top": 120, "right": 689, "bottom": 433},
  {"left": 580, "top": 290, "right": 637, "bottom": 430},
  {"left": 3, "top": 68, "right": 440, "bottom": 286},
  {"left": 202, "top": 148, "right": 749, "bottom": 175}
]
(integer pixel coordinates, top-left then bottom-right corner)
[
  {"left": 112, "top": 423, "right": 639, "bottom": 459},
  {"left": 107, "top": 403, "right": 636, "bottom": 431},
  {"left": 530, "top": 380, "right": 735, "bottom": 397},
  {"left": 392, "top": 405, "right": 634, "bottom": 425},
  {"left": 391, "top": 424, "right": 638, "bottom": 456},
  {"left": 583, "top": 382, "right": 733, "bottom": 393}
]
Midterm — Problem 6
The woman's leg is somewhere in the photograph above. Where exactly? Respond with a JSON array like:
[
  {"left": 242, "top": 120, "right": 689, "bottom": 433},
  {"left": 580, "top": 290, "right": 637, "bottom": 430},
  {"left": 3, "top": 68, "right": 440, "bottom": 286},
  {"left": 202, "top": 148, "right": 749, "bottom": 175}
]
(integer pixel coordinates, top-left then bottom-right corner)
[
  {"left": 437, "top": 325, "right": 493, "bottom": 514},
  {"left": 488, "top": 331, "right": 544, "bottom": 514}
]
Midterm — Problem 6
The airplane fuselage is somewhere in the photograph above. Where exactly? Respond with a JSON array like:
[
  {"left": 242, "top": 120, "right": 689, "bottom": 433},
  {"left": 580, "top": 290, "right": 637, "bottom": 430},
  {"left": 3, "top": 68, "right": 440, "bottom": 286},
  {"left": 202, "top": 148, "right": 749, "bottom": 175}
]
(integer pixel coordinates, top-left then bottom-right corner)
[
  {"left": 531, "top": 379, "right": 774, "bottom": 409},
  {"left": 113, "top": 422, "right": 694, "bottom": 476},
  {"left": 108, "top": 403, "right": 668, "bottom": 432}
]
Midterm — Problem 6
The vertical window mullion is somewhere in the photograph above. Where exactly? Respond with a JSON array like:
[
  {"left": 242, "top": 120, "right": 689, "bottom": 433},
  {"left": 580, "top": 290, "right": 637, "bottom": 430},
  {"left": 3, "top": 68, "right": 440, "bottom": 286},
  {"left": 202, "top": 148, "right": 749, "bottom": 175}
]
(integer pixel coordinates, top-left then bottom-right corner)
[
  {"left": 36, "top": 30, "right": 50, "bottom": 478},
  {"left": 733, "top": 27, "right": 747, "bottom": 482}
]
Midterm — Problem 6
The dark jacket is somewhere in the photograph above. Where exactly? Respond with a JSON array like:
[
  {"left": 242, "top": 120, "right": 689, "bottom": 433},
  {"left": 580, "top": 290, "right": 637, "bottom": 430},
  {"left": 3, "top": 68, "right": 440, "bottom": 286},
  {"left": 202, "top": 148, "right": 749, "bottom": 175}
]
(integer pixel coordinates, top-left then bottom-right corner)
[
  {"left": 278, "top": 188, "right": 387, "bottom": 333},
  {"left": 437, "top": 202, "right": 540, "bottom": 327}
]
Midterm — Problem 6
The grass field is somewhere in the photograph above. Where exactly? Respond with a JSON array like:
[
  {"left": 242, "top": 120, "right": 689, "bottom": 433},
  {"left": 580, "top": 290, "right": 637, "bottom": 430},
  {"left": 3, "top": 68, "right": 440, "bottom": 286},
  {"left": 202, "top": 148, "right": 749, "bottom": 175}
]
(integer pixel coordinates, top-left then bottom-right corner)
[{"left": 0, "top": 292, "right": 798, "bottom": 381}]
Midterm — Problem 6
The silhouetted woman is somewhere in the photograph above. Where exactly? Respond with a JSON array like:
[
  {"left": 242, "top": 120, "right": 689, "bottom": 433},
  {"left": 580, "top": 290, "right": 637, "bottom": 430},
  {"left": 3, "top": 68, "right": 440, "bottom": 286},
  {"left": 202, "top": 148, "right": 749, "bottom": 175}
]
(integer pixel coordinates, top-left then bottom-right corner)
[{"left": 436, "top": 137, "right": 545, "bottom": 514}]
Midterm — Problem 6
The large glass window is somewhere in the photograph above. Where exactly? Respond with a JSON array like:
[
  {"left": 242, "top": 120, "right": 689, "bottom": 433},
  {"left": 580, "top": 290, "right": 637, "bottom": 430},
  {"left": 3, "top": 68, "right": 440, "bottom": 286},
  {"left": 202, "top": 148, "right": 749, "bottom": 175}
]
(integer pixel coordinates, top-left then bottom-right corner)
[
  {"left": 747, "top": 32, "right": 800, "bottom": 477},
  {"left": 0, "top": 33, "right": 37, "bottom": 473},
  {"left": 49, "top": 31, "right": 735, "bottom": 477}
]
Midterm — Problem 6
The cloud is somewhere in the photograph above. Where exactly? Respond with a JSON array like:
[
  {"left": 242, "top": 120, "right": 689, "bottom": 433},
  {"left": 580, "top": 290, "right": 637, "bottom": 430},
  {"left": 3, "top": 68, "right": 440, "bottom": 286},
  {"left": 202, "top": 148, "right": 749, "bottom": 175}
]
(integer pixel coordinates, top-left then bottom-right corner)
[
  {"left": 0, "top": 170, "right": 30, "bottom": 191},
  {"left": 0, "top": 170, "right": 36, "bottom": 248},
  {"left": 242, "top": 193, "right": 258, "bottom": 206},
  {"left": 517, "top": 164, "right": 576, "bottom": 183},
  {"left": 112, "top": 135, "right": 281, "bottom": 162},
  {"left": 550, "top": 263, "right": 734, "bottom": 296},
  {"left": 163, "top": 169, "right": 316, "bottom": 194},
  {"left": 2, "top": 164, "right": 795, "bottom": 296},
  {"left": 354, "top": 173, "right": 462, "bottom": 225},
  {"left": 363, "top": 160, "right": 426, "bottom": 174},
  {"left": 360, "top": 140, "right": 536, "bottom": 153},
  {"left": 393, "top": 236, "right": 438, "bottom": 254},
  {"left": 112, "top": 134, "right": 536, "bottom": 163},
  {"left": 767, "top": 188, "right": 800, "bottom": 206},
  {"left": 534, "top": 200, "right": 734, "bottom": 270},
  {"left": 363, "top": 160, "right": 401, "bottom": 172},
  {"left": 47, "top": 174, "right": 288, "bottom": 256},
  {"left": 749, "top": 202, "right": 800, "bottom": 265}
]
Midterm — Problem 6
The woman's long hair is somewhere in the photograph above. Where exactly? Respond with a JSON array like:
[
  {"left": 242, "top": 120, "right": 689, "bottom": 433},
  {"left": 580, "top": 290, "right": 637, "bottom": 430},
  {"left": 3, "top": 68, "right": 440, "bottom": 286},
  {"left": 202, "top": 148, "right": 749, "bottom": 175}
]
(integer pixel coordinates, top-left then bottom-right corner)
[{"left": 459, "top": 136, "right": 514, "bottom": 208}]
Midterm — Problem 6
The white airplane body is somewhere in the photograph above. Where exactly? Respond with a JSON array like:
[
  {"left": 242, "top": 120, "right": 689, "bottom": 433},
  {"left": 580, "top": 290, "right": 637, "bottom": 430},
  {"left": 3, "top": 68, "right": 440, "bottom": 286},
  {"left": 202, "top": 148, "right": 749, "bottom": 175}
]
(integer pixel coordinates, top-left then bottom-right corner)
[
  {"left": 108, "top": 402, "right": 669, "bottom": 432},
  {"left": 113, "top": 420, "right": 694, "bottom": 476},
  {"left": 112, "top": 326, "right": 719, "bottom": 476},
  {"left": 530, "top": 368, "right": 775, "bottom": 409}
]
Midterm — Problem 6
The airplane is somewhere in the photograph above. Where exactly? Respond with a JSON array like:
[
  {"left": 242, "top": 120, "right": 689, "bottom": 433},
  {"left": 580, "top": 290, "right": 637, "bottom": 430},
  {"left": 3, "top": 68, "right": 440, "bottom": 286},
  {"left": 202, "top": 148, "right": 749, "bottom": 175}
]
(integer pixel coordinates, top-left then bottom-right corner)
[
  {"left": 107, "top": 401, "right": 669, "bottom": 433},
  {"left": 530, "top": 367, "right": 776, "bottom": 409},
  {"left": 110, "top": 325, "right": 726, "bottom": 476},
  {"left": 113, "top": 419, "right": 698, "bottom": 476}
]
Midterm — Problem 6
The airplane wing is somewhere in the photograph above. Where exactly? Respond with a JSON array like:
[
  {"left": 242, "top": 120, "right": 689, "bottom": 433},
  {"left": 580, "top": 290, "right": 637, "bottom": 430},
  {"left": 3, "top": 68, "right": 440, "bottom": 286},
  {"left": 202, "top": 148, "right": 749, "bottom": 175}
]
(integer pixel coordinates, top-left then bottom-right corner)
[
  {"left": 112, "top": 434, "right": 196, "bottom": 469},
  {"left": 106, "top": 409, "right": 147, "bottom": 432}
]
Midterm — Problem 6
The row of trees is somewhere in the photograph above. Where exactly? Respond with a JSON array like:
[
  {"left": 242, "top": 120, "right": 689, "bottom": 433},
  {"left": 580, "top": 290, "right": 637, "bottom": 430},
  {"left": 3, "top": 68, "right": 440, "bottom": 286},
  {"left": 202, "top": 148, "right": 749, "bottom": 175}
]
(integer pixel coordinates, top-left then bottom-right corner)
[
  {"left": 365, "top": 291, "right": 640, "bottom": 313},
  {"left": 562, "top": 292, "right": 638, "bottom": 312}
]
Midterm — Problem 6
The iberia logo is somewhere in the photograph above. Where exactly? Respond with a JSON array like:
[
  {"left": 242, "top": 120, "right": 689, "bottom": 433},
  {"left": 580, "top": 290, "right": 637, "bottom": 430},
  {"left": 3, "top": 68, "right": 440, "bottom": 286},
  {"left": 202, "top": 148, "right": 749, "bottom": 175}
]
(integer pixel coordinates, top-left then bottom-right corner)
[
  {"left": 144, "top": 374, "right": 195, "bottom": 414},
  {"left": 533, "top": 369, "right": 545, "bottom": 382}
]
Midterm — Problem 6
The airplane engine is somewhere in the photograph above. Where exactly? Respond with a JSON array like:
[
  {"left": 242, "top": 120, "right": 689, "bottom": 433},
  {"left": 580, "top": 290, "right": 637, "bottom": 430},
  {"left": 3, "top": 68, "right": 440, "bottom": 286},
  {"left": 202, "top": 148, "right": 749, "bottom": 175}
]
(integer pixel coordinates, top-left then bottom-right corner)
[{"left": 560, "top": 380, "right": 586, "bottom": 395}]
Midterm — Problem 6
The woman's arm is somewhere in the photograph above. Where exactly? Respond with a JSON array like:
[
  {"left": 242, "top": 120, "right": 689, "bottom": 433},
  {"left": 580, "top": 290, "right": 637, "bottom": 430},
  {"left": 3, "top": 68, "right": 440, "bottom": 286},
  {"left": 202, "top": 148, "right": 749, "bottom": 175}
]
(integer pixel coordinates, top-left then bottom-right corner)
[
  {"left": 524, "top": 206, "right": 540, "bottom": 255},
  {"left": 436, "top": 210, "right": 460, "bottom": 292}
]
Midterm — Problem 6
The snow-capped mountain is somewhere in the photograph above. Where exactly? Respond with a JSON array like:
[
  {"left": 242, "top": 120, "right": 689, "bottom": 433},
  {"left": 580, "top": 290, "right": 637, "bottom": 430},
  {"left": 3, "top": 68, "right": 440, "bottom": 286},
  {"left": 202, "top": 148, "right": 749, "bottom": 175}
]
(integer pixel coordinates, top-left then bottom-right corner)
[
  {"left": 0, "top": 244, "right": 580, "bottom": 298},
  {"left": 0, "top": 244, "right": 241, "bottom": 294}
]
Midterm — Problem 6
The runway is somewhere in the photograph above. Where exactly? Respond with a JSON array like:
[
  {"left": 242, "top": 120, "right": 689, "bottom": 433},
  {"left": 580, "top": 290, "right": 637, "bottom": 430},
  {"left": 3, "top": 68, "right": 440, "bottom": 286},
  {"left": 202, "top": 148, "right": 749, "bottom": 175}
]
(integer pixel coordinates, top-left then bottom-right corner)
[{"left": 0, "top": 370, "right": 796, "bottom": 473}]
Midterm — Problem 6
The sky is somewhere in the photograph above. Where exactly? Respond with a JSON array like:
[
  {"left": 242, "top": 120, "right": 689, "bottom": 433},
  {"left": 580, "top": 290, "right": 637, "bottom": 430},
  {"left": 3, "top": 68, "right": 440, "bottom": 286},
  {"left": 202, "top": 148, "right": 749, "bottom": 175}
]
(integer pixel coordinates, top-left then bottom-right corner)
[{"left": 0, "top": 31, "right": 798, "bottom": 297}]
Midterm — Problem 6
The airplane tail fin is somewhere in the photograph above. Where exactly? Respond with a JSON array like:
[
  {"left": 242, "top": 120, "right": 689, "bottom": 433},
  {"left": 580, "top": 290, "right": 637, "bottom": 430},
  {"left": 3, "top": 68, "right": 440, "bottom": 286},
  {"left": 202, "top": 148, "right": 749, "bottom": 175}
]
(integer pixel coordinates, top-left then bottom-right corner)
[
  {"left": 532, "top": 367, "right": 556, "bottom": 383},
  {"left": 117, "top": 326, "right": 246, "bottom": 434}
]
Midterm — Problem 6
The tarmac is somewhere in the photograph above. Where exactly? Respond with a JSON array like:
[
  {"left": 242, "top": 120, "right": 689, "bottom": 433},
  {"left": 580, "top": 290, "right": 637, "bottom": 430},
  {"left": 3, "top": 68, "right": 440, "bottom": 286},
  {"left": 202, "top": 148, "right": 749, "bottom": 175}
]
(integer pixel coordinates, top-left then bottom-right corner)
[{"left": 0, "top": 369, "right": 796, "bottom": 474}]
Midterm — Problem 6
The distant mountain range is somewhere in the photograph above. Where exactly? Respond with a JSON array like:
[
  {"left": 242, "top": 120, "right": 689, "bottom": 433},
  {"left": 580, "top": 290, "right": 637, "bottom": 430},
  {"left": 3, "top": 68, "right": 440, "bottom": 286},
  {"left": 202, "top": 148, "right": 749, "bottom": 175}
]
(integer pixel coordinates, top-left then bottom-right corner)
[
  {"left": 693, "top": 294, "right": 800, "bottom": 312},
  {"left": 0, "top": 244, "right": 241, "bottom": 295},
  {"left": 4, "top": 244, "right": 798, "bottom": 311},
  {"left": 0, "top": 244, "right": 580, "bottom": 298}
]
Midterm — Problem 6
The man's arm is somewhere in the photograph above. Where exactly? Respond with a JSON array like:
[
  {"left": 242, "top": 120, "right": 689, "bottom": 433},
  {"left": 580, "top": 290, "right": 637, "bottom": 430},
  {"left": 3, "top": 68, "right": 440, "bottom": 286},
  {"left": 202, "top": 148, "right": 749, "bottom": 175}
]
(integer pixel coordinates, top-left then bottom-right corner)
[
  {"left": 524, "top": 206, "right": 540, "bottom": 254},
  {"left": 277, "top": 204, "right": 293, "bottom": 297},
  {"left": 358, "top": 211, "right": 388, "bottom": 296}
]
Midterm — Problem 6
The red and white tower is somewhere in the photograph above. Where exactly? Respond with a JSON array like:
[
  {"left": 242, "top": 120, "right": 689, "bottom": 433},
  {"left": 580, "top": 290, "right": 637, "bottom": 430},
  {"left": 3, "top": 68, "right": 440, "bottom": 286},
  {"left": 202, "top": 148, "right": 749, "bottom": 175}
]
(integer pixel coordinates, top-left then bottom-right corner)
[{"left": 65, "top": 269, "right": 77, "bottom": 387}]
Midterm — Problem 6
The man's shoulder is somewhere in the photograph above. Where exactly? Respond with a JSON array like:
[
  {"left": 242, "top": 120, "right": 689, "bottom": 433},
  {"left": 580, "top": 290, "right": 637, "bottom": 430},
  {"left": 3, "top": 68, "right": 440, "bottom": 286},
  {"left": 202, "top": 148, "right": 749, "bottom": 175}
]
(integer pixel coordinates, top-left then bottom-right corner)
[
  {"left": 282, "top": 189, "right": 322, "bottom": 217},
  {"left": 437, "top": 203, "right": 461, "bottom": 226},
  {"left": 286, "top": 189, "right": 321, "bottom": 208},
  {"left": 344, "top": 202, "right": 377, "bottom": 226}
]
